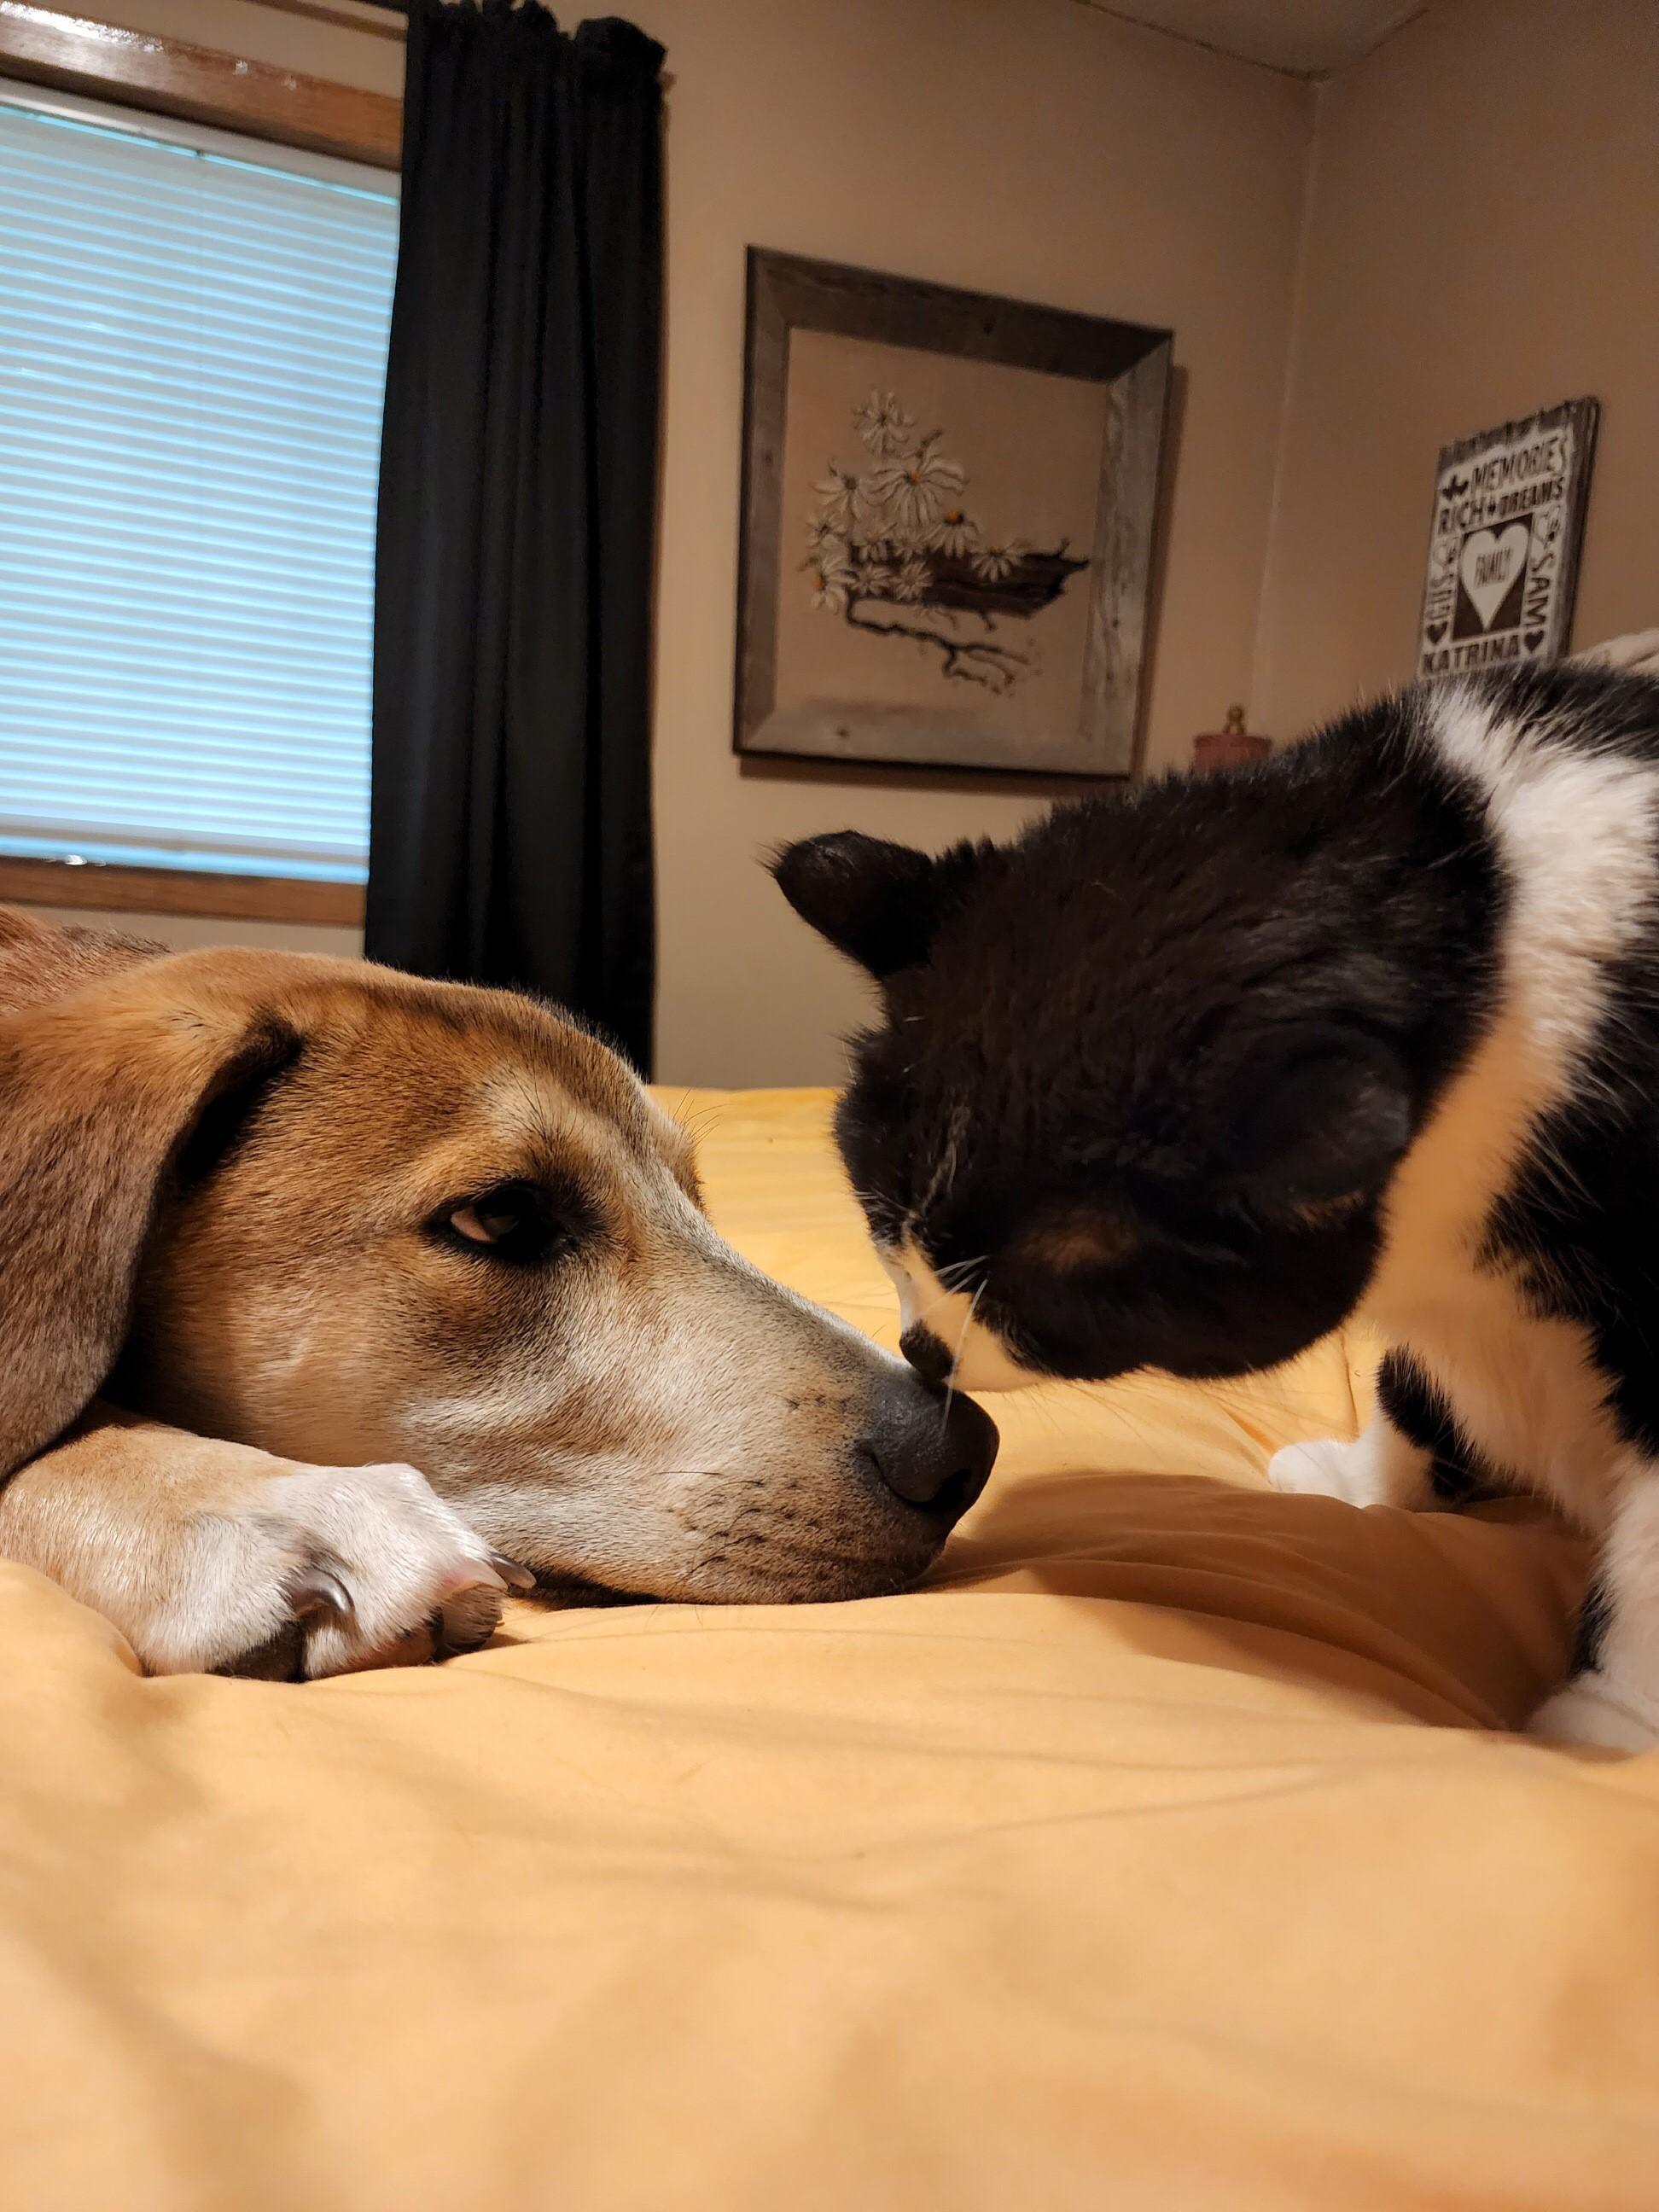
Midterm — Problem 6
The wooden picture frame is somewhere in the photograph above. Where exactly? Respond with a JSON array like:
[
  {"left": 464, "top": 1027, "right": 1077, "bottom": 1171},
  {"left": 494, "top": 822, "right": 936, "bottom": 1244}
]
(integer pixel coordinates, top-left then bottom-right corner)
[
  {"left": 734, "top": 249, "right": 1171, "bottom": 778},
  {"left": 1415, "top": 396, "right": 1599, "bottom": 682}
]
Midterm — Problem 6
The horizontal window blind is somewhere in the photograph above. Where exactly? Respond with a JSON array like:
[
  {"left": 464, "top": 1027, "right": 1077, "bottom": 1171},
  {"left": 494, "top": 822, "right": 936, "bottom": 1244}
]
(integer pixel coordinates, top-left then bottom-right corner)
[{"left": 0, "top": 90, "right": 399, "bottom": 882}]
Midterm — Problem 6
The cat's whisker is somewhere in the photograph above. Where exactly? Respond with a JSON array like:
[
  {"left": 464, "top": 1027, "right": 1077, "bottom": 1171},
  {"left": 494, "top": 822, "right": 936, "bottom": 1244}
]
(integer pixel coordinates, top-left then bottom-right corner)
[
  {"left": 911, "top": 1284, "right": 966, "bottom": 1325},
  {"left": 942, "top": 1283, "right": 985, "bottom": 1434}
]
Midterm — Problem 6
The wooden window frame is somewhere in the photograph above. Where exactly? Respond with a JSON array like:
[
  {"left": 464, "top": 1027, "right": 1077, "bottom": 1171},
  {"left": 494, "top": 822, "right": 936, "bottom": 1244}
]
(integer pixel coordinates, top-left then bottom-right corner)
[
  {"left": 0, "top": 1, "right": 399, "bottom": 167},
  {"left": 0, "top": 855, "right": 365, "bottom": 925},
  {"left": 0, "top": 1, "right": 399, "bottom": 925}
]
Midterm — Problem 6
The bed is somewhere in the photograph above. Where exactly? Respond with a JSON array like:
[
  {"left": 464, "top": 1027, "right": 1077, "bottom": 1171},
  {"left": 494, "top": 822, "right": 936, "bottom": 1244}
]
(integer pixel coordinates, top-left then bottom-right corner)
[{"left": 2, "top": 1086, "right": 1654, "bottom": 2208}]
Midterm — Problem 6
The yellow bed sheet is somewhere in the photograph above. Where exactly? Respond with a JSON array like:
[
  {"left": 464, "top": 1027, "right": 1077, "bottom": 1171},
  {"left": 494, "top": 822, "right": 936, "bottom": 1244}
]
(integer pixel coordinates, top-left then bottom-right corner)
[{"left": 1, "top": 1087, "right": 1656, "bottom": 2209}]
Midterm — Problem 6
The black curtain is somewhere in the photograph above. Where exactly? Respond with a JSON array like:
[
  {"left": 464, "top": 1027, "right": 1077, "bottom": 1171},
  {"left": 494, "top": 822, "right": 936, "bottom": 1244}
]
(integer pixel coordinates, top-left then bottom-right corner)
[{"left": 367, "top": 0, "right": 663, "bottom": 1074}]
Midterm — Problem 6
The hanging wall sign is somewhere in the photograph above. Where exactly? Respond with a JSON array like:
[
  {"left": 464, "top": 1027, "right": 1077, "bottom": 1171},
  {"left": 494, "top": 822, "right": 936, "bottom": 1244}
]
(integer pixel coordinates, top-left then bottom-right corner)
[{"left": 1416, "top": 397, "right": 1598, "bottom": 679}]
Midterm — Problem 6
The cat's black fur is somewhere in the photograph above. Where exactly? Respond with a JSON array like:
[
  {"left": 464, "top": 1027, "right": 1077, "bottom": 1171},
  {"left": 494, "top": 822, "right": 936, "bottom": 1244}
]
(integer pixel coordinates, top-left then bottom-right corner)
[
  {"left": 774, "top": 659, "right": 1659, "bottom": 1747},
  {"left": 777, "top": 683, "right": 1505, "bottom": 1382}
]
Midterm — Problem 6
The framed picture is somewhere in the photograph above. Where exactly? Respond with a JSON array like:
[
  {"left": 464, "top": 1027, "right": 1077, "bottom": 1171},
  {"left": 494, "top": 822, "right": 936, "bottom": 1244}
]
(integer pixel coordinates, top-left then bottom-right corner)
[
  {"left": 1415, "top": 396, "right": 1598, "bottom": 680},
  {"left": 733, "top": 249, "right": 1172, "bottom": 777}
]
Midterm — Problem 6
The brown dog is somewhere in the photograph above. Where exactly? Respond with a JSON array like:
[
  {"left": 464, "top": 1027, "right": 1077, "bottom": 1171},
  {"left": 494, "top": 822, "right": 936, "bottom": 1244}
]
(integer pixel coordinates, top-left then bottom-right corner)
[{"left": 0, "top": 909, "right": 995, "bottom": 1679}]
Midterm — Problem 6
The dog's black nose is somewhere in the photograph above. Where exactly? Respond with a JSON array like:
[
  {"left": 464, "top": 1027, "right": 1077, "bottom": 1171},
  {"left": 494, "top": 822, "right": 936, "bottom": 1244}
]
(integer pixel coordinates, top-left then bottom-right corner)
[{"left": 857, "top": 1371, "right": 998, "bottom": 1522}]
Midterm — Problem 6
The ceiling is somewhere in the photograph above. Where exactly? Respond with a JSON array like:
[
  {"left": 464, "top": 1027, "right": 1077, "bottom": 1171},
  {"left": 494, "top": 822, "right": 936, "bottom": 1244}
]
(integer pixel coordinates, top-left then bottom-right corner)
[{"left": 1079, "top": 0, "right": 1428, "bottom": 78}]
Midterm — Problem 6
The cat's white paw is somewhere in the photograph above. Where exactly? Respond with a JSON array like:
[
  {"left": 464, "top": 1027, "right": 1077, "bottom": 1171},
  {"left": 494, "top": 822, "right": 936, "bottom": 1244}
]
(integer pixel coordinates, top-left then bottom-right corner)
[
  {"left": 1268, "top": 1424, "right": 1432, "bottom": 1510},
  {"left": 1528, "top": 1679, "right": 1659, "bottom": 1753},
  {"left": 1269, "top": 1436, "right": 1377, "bottom": 1505}
]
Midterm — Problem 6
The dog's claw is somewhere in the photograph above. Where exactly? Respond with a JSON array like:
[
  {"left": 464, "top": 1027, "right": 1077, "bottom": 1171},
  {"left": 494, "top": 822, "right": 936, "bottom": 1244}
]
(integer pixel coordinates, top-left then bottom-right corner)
[
  {"left": 286, "top": 1561, "right": 354, "bottom": 1618},
  {"left": 435, "top": 1557, "right": 506, "bottom": 1601},
  {"left": 488, "top": 1551, "right": 536, "bottom": 1593}
]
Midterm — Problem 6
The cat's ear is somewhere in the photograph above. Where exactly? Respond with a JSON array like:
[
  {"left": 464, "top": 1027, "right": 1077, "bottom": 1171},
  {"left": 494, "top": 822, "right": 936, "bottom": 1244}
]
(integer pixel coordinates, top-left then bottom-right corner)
[
  {"left": 771, "top": 831, "right": 981, "bottom": 979},
  {"left": 1224, "top": 1027, "right": 1412, "bottom": 1215}
]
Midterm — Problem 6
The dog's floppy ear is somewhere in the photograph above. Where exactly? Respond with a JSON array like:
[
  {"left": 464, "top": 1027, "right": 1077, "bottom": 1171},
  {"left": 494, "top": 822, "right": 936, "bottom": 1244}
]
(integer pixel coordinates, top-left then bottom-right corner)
[
  {"left": 1221, "top": 1025, "right": 1412, "bottom": 1216},
  {"left": 0, "top": 952, "right": 304, "bottom": 1476},
  {"left": 771, "top": 830, "right": 984, "bottom": 979}
]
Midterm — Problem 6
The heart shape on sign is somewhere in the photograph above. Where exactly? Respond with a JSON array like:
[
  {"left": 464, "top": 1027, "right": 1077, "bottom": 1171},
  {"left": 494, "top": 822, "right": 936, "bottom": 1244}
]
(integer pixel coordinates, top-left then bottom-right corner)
[
  {"left": 1425, "top": 621, "right": 1447, "bottom": 645},
  {"left": 1459, "top": 523, "right": 1530, "bottom": 631},
  {"left": 1524, "top": 630, "right": 1545, "bottom": 651}
]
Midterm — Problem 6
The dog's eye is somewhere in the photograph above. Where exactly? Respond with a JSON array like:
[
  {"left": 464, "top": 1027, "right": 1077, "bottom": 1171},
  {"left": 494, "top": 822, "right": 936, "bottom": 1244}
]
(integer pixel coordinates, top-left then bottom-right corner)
[{"left": 441, "top": 1181, "right": 559, "bottom": 1263}]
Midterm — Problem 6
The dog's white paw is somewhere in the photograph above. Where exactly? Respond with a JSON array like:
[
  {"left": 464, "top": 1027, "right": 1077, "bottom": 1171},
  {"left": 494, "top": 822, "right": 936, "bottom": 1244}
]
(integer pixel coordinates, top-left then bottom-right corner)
[
  {"left": 142, "top": 1462, "right": 521, "bottom": 1679},
  {"left": 1528, "top": 1679, "right": 1659, "bottom": 1753}
]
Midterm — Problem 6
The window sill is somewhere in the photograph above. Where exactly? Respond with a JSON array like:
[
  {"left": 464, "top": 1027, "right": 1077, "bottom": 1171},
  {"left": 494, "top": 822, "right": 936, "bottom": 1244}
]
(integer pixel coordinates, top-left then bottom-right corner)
[{"left": 0, "top": 855, "right": 366, "bottom": 927}]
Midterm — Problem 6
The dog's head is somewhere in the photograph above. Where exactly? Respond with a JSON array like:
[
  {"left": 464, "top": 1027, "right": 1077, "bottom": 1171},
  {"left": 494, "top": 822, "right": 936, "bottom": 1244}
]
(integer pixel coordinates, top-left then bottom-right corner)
[
  {"left": 0, "top": 940, "right": 996, "bottom": 1602},
  {"left": 774, "top": 742, "right": 1496, "bottom": 1389}
]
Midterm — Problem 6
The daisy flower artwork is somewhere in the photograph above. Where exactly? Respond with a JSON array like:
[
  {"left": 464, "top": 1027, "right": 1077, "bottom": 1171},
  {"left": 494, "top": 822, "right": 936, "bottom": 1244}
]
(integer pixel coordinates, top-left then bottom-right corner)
[
  {"left": 736, "top": 252, "right": 1171, "bottom": 775},
  {"left": 800, "top": 389, "right": 1086, "bottom": 696}
]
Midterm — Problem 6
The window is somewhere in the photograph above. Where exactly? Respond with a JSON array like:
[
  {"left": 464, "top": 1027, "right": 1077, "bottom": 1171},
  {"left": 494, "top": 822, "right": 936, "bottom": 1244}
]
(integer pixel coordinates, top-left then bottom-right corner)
[{"left": 0, "top": 83, "right": 398, "bottom": 894}]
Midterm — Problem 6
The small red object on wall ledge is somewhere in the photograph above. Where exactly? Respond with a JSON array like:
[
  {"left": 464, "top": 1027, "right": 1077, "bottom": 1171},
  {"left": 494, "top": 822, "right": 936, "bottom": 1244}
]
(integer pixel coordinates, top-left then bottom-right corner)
[{"left": 1192, "top": 704, "right": 1272, "bottom": 771}]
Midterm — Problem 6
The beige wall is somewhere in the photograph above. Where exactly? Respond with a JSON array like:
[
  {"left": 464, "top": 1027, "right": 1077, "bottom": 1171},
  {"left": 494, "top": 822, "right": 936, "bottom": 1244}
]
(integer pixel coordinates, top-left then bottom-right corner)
[
  {"left": 20, "top": 0, "right": 1312, "bottom": 1076},
  {"left": 85, "top": 0, "right": 403, "bottom": 95},
  {"left": 1254, "top": 0, "right": 1659, "bottom": 739},
  {"left": 20, "top": 2, "right": 1658, "bottom": 1086},
  {"left": 637, "top": 0, "right": 1313, "bottom": 1084}
]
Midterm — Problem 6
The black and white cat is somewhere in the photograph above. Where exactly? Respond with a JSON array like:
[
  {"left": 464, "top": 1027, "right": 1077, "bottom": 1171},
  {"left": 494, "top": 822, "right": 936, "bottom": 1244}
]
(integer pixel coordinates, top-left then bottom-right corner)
[{"left": 775, "top": 641, "right": 1659, "bottom": 1749}]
